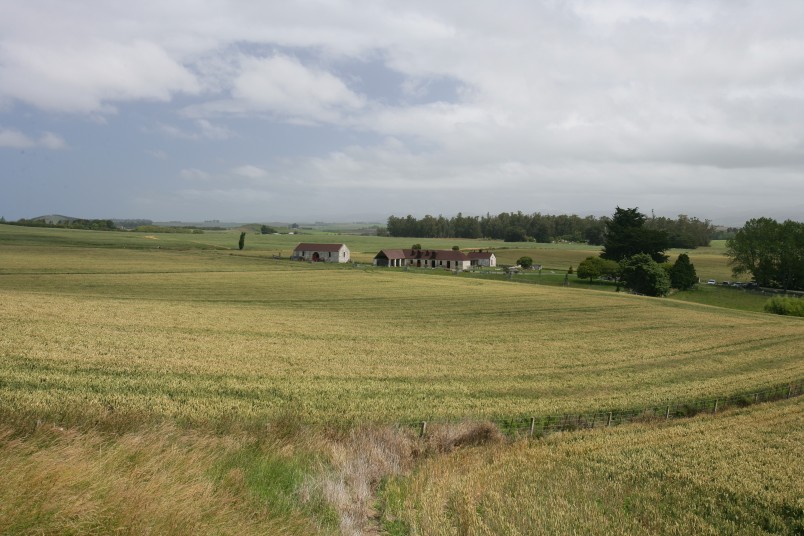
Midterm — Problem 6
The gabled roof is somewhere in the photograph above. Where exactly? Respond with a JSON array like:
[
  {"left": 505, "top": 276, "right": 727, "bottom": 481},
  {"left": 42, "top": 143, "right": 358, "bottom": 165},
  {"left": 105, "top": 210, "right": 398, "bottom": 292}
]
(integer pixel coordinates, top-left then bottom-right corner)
[
  {"left": 374, "top": 249, "right": 407, "bottom": 259},
  {"left": 467, "top": 251, "right": 494, "bottom": 259},
  {"left": 293, "top": 243, "right": 347, "bottom": 252}
]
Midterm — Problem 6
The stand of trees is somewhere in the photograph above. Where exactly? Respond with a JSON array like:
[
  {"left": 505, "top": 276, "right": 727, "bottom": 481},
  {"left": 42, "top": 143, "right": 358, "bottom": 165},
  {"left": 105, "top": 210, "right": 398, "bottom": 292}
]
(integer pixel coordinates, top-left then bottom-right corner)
[
  {"left": 386, "top": 211, "right": 713, "bottom": 246},
  {"left": 590, "top": 207, "right": 699, "bottom": 297},
  {"left": 726, "top": 218, "right": 804, "bottom": 291},
  {"left": 6, "top": 218, "right": 118, "bottom": 231}
]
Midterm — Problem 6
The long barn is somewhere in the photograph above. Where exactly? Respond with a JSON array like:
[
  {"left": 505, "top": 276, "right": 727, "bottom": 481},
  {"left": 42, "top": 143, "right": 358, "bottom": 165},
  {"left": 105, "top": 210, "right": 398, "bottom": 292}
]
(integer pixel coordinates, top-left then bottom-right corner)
[{"left": 373, "top": 249, "right": 470, "bottom": 270}]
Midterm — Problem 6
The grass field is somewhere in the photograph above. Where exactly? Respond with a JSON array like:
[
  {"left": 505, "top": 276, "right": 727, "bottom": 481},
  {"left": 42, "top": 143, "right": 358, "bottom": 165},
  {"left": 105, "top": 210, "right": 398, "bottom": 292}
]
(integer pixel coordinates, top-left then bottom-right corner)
[{"left": 1, "top": 224, "right": 802, "bottom": 534}]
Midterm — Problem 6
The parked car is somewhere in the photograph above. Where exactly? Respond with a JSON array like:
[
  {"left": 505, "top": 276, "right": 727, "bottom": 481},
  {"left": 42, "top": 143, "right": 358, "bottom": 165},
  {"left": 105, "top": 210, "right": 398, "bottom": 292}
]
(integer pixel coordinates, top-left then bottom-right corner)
[
  {"left": 721, "top": 281, "right": 731, "bottom": 286},
  {"left": 707, "top": 279, "right": 717, "bottom": 285}
]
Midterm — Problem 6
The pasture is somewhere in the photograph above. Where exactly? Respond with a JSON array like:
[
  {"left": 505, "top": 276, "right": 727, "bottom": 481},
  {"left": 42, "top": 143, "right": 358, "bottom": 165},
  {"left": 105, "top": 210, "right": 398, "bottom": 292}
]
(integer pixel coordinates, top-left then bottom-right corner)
[{"left": 1, "top": 224, "right": 802, "bottom": 534}]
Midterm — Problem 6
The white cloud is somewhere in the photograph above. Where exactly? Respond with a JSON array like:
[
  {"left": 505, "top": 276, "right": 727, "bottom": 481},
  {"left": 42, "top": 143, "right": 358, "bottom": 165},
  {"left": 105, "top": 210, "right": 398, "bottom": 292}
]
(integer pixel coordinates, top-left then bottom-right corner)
[
  {"left": 232, "top": 165, "right": 269, "bottom": 179},
  {"left": 180, "top": 168, "right": 211, "bottom": 180},
  {"left": 186, "top": 54, "right": 366, "bottom": 124},
  {"left": 0, "top": 128, "right": 34, "bottom": 148},
  {"left": 158, "top": 119, "right": 233, "bottom": 140},
  {"left": 0, "top": 128, "right": 65, "bottom": 149},
  {"left": 2, "top": 1, "right": 804, "bottom": 223},
  {"left": 0, "top": 38, "right": 199, "bottom": 114},
  {"left": 39, "top": 132, "right": 66, "bottom": 149}
]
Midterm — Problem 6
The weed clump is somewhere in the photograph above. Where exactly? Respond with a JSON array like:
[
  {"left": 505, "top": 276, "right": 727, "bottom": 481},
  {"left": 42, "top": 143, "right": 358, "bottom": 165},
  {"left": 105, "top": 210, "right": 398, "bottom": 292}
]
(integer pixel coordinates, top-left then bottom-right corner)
[
  {"left": 425, "top": 421, "right": 505, "bottom": 453},
  {"left": 764, "top": 296, "right": 804, "bottom": 317}
]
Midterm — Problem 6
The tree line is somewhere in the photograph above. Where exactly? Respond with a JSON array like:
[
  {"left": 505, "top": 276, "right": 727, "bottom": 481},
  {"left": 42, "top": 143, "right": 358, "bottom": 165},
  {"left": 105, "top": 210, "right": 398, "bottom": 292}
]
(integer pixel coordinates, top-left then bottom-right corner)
[
  {"left": 577, "top": 208, "right": 803, "bottom": 295},
  {"left": 386, "top": 211, "right": 713, "bottom": 247},
  {"left": 4, "top": 218, "right": 118, "bottom": 231}
]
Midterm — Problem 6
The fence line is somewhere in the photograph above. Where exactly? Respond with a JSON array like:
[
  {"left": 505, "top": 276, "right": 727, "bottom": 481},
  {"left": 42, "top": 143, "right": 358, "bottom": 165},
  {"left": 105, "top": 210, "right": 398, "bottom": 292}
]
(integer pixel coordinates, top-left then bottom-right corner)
[{"left": 409, "top": 379, "right": 803, "bottom": 438}]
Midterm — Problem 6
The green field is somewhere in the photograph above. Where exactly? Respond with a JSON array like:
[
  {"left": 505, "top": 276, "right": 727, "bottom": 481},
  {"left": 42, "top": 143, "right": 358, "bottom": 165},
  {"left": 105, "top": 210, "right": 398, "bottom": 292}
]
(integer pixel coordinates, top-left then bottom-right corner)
[{"left": 1, "top": 224, "right": 802, "bottom": 534}]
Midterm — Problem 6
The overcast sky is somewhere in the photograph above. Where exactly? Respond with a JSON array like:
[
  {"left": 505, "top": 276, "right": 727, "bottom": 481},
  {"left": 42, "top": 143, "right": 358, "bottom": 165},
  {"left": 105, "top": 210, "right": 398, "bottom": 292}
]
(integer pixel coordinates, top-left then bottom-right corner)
[{"left": 1, "top": 1, "right": 803, "bottom": 226}]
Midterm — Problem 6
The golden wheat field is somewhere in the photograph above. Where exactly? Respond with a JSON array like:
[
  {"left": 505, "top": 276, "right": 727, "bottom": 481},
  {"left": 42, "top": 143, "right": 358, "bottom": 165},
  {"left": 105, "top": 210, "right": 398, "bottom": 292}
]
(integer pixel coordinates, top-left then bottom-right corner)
[
  {"left": 380, "top": 397, "right": 804, "bottom": 535},
  {"left": 1, "top": 239, "right": 802, "bottom": 426},
  {"left": 1, "top": 227, "right": 803, "bottom": 535}
]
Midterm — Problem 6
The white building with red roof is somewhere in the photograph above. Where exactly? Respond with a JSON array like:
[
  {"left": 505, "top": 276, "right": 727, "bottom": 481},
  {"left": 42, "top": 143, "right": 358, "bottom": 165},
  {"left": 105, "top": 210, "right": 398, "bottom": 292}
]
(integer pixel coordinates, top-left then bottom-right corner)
[
  {"left": 292, "top": 243, "right": 350, "bottom": 263},
  {"left": 467, "top": 251, "right": 496, "bottom": 267},
  {"left": 373, "top": 248, "right": 471, "bottom": 270}
]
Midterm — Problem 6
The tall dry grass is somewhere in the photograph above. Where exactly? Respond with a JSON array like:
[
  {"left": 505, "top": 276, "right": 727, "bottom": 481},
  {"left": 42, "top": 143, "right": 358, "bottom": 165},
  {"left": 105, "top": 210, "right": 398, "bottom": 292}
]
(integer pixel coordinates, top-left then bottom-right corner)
[
  {"left": 301, "top": 421, "right": 505, "bottom": 536},
  {"left": 380, "top": 399, "right": 804, "bottom": 535},
  {"left": 0, "top": 423, "right": 318, "bottom": 535}
]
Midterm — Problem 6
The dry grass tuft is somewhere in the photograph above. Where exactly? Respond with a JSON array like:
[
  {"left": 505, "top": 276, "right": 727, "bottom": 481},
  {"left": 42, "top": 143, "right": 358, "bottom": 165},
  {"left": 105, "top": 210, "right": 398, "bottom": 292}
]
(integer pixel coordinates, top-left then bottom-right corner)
[
  {"left": 303, "top": 421, "right": 505, "bottom": 535},
  {"left": 302, "top": 426, "right": 419, "bottom": 536},
  {"left": 425, "top": 421, "right": 505, "bottom": 453}
]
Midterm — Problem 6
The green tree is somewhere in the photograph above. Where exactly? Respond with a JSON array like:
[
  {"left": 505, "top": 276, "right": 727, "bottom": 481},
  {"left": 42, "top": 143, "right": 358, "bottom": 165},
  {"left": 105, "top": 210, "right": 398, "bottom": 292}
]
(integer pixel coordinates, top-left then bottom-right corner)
[
  {"left": 576, "top": 256, "right": 618, "bottom": 283},
  {"left": 504, "top": 227, "right": 527, "bottom": 242},
  {"left": 727, "top": 218, "right": 804, "bottom": 291},
  {"left": 620, "top": 253, "right": 670, "bottom": 297},
  {"left": 411, "top": 243, "right": 422, "bottom": 250},
  {"left": 516, "top": 256, "right": 533, "bottom": 269},
  {"left": 260, "top": 225, "right": 276, "bottom": 234},
  {"left": 601, "top": 207, "right": 670, "bottom": 263},
  {"left": 670, "top": 253, "right": 698, "bottom": 290},
  {"left": 238, "top": 232, "right": 246, "bottom": 250}
]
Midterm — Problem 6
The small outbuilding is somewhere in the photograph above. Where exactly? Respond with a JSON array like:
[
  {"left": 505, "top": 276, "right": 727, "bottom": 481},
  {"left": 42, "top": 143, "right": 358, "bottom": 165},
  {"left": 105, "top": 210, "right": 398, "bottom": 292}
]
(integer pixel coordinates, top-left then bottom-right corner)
[
  {"left": 292, "top": 243, "right": 350, "bottom": 263},
  {"left": 467, "top": 251, "right": 496, "bottom": 268}
]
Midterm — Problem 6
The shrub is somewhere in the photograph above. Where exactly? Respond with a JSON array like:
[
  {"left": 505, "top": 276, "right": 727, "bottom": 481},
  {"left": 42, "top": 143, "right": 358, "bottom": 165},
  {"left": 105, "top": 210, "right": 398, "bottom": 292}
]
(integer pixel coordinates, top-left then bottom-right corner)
[
  {"left": 763, "top": 296, "right": 804, "bottom": 317},
  {"left": 620, "top": 253, "right": 671, "bottom": 297}
]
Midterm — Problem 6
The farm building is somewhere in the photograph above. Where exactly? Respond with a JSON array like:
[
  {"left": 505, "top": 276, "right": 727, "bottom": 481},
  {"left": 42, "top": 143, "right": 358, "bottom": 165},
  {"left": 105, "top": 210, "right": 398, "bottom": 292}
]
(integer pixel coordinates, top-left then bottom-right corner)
[
  {"left": 292, "top": 243, "right": 350, "bottom": 263},
  {"left": 467, "top": 251, "right": 496, "bottom": 267},
  {"left": 373, "top": 249, "right": 471, "bottom": 270}
]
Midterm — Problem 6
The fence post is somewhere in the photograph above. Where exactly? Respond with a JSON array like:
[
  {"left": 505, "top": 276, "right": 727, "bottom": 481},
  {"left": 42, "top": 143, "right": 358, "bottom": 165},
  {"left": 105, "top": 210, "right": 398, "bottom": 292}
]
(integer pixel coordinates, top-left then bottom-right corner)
[
  {"left": 529, "top": 417, "right": 535, "bottom": 437},
  {"left": 754, "top": 392, "right": 759, "bottom": 404},
  {"left": 788, "top": 384, "right": 792, "bottom": 399},
  {"left": 666, "top": 405, "right": 671, "bottom": 420},
  {"left": 607, "top": 412, "right": 613, "bottom": 427},
  {"left": 713, "top": 400, "right": 718, "bottom": 414},
  {"left": 420, "top": 421, "right": 427, "bottom": 437}
]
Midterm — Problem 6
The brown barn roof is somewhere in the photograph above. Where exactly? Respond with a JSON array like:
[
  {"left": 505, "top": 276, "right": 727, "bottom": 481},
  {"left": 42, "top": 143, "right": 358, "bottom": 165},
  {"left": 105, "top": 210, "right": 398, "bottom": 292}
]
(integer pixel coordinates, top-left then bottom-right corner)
[
  {"left": 293, "top": 243, "right": 346, "bottom": 252},
  {"left": 467, "top": 251, "right": 494, "bottom": 259},
  {"left": 374, "top": 249, "right": 407, "bottom": 259},
  {"left": 375, "top": 249, "right": 468, "bottom": 261}
]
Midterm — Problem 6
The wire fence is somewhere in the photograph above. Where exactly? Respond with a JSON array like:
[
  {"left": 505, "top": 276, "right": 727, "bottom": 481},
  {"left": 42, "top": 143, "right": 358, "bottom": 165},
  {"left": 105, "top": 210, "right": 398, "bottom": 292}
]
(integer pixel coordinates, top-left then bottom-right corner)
[{"left": 409, "top": 379, "right": 803, "bottom": 439}]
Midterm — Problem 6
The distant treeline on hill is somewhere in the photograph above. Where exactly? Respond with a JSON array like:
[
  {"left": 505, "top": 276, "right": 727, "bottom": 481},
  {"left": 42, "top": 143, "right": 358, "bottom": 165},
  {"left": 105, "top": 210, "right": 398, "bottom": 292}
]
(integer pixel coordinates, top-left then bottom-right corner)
[
  {"left": 386, "top": 212, "right": 714, "bottom": 247},
  {"left": 4, "top": 217, "right": 118, "bottom": 231}
]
